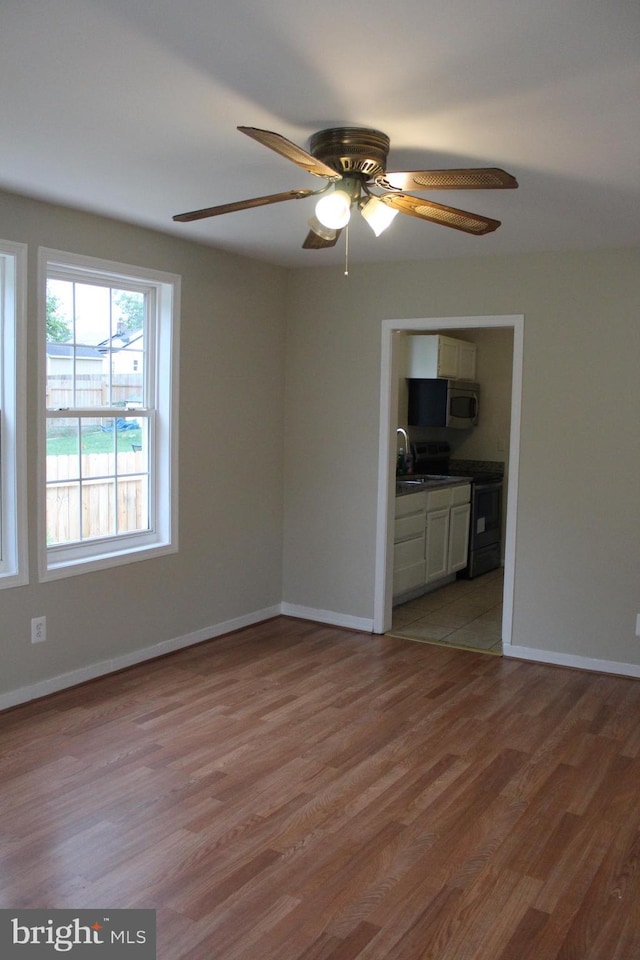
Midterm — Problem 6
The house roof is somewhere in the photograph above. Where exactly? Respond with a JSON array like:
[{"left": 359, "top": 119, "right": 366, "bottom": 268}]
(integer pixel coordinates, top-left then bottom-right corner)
[
  {"left": 96, "top": 329, "right": 144, "bottom": 354},
  {"left": 1, "top": 1, "right": 638, "bottom": 267},
  {"left": 46, "top": 343, "right": 103, "bottom": 360}
]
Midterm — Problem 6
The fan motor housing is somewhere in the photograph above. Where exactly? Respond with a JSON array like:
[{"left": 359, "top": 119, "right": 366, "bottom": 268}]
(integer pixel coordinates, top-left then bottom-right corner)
[{"left": 309, "top": 127, "right": 390, "bottom": 179}]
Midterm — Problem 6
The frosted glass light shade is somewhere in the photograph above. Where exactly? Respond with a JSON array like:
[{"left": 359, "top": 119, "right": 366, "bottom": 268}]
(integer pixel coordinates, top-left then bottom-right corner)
[
  {"left": 315, "top": 190, "right": 352, "bottom": 229},
  {"left": 360, "top": 196, "right": 399, "bottom": 236},
  {"left": 307, "top": 217, "right": 337, "bottom": 241}
]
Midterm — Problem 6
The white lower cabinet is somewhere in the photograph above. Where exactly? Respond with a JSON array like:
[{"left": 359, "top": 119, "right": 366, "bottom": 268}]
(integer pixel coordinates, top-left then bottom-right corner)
[
  {"left": 426, "top": 483, "right": 471, "bottom": 585},
  {"left": 448, "top": 502, "right": 472, "bottom": 573},
  {"left": 394, "top": 483, "right": 471, "bottom": 602},
  {"left": 393, "top": 491, "right": 426, "bottom": 601},
  {"left": 425, "top": 508, "right": 450, "bottom": 583}
]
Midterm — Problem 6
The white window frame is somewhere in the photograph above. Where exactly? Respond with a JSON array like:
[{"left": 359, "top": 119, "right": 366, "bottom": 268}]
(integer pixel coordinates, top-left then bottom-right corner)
[
  {"left": 38, "top": 248, "right": 180, "bottom": 581},
  {"left": 0, "top": 239, "right": 28, "bottom": 588}
]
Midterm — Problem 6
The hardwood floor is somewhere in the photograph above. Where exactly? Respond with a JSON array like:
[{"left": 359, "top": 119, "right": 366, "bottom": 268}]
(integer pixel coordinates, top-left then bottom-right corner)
[{"left": 2, "top": 616, "right": 640, "bottom": 959}]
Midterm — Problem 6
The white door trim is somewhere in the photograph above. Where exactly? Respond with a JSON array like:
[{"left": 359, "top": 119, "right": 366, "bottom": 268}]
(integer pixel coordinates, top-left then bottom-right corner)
[{"left": 373, "top": 315, "right": 525, "bottom": 646}]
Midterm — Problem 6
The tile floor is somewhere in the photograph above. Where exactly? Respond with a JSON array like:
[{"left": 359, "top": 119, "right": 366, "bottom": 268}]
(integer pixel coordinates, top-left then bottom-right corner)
[{"left": 388, "top": 568, "right": 504, "bottom": 654}]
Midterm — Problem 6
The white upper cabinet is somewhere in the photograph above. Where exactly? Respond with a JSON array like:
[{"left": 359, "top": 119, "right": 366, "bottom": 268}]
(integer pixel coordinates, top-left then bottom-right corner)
[
  {"left": 406, "top": 335, "right": 476, "bottom": 381},
  {"left": 457, "top": 341, "right": 477, "bottom": 381}
]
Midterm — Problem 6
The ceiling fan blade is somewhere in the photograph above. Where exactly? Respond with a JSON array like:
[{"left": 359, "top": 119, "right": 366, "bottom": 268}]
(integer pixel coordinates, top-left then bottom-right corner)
[
  {"left": 376, "top": 168, "right": 518, "bottom": 192},
  {"left": 173, "top": 189, "right": 314, "bottom": 222},
  {"left": 302, "top": 227, "right": 342, "bottom": 249},
  {"left": 238, "top": 126, "right": 342, "bottom": 181},
  {"left": 380, "top": 193, "right": 501, "bottom": 235}
]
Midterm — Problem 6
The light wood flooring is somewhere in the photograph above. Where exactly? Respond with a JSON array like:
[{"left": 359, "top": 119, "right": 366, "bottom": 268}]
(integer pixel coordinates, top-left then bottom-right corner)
[
  {"left": 2, "top": 616, "right": 640, "bottom": 959},
  {"left": 390, "top": 569, "right": 504, "bottom": 654}
]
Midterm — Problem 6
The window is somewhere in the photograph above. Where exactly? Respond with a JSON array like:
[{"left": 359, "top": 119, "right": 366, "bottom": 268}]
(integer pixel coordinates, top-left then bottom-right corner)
[
  {"left": 0, "top": 240, "right": 27, "bottom": 588},
  {"left": 39, "top": 249, "right": 179, "bottom": 579}
]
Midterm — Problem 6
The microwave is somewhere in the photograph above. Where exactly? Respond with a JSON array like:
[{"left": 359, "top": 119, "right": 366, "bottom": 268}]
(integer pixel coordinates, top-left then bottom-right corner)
[{"left": 407, "top": 379, "right": 479, "bottom": 429}]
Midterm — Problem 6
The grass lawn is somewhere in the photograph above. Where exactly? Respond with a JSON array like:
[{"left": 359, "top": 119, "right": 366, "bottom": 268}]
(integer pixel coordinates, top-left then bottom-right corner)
[{"left": 47, "top": 427, "right": 143, "bottom": 456}]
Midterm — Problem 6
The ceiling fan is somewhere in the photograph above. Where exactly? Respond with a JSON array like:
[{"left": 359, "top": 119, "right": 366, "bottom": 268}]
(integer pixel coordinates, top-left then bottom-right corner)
[{"left": 173, "top": 126, "right": 518, "bottom": 249}]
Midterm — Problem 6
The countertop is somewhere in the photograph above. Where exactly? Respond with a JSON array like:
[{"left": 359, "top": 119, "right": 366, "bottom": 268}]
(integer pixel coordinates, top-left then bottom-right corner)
[{"left": 396, "top": 474, "right": 472, "bottom": 497}]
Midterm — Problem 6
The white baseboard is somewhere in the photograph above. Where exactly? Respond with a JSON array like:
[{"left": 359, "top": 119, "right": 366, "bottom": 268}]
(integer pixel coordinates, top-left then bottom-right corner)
[
  {"left": 8, "top": 613, "right": 634, "bottom": 713},
  {"left": 0, "top": 604, "right": 281, "bottom": 711},
  {"left": 505, "top": 644, "right": 640, "bottom": 679},
  {"left": 280, "top": 602, "right": 373, "bottom": 633}
]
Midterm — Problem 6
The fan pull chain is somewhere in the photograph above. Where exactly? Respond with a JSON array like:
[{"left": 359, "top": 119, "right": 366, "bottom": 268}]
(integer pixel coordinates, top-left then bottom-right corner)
[{"left": 344, "top": 224, "right": 349, "bottom": 276}]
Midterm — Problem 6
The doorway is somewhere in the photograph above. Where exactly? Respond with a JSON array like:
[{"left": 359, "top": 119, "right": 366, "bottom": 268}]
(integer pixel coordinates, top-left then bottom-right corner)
[{"left": 373, "top": 315, "right": 524, "bottom": 649}]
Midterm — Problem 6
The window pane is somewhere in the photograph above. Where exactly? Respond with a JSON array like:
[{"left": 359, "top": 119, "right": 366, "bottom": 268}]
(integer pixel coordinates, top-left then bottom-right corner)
[
  {"left": 113, "top": 289, "right": 144, "bottom": 333},
  {"left": 47, "top": 417, "right": 81, "bottom": 545},
  {"left": 116, "top": 417, "right": 149, "bottom": 533},
  {"left": 46, "top": 418, "right": 79, "bottom": 484},
  {"left": 46, "top": 279, "right": 73, "bottom": 344},
  {"left": 47, "top": 481, "right": 80, "bottom": 545},
  {"left": 110, "top": 290, "right": 145, "bottom": 408},
  {"left": 115, "top": 415, "right": 144, "bottom": 467},
  {"left": 46, "top": 279, "right": 74, "bottom": 411},
  {"left": 118, "top": 476, "right": 149, "bottom": 534},
  {"left": 75, "top": 282, "right": 111, "bottom": 347},
  {"left": 82, "top": 421, "right": 115, "bottom": 478},
  {"left": 75, "top": 283, "right": 110, "bottom": 408},
  {"left": 82, "top": 478, "right": 115, "bottom": 540}
]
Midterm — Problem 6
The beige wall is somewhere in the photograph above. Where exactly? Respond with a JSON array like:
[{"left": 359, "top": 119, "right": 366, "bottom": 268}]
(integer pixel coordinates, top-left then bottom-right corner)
[
  {"left": 283, "top": 248, "right": 640, "bottom": 671},
  {"left": 2, "top": 185, "right": 639, "bottom": 702},
  {"left": 0, "top": 190, "right": 287, "bottom": 701}
]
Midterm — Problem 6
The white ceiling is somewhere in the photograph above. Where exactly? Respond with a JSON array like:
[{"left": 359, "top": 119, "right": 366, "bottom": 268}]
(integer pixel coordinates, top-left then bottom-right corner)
[{"left": 2, "top": 0, "right": 639, "bottom": 268}]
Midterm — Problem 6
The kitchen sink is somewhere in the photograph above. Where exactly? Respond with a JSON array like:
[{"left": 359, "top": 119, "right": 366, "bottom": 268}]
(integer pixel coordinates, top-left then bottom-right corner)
[
  {"left": 396, "top": 474, "right": 451, "bottom": 484},
  {"left": 396, "top": 474, "right": 471, "bottom": 494}
]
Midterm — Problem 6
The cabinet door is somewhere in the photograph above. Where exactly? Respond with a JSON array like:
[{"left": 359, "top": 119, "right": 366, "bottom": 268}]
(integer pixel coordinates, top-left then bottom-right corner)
[
  {"left": 406, "top": 336, "right": 439, "bottom": 378},
  {"left": 448, "top": 502, "right": 471, "bottom": 573},
  {"left": 457, "top": 342, "right": 476, "bottom": 380},
  {"left": 395, "top": 490, "right": 427, "bottom": 518},
  {"left": 426, "top": 508, "right": 450, "bottom": 583},
  {"left": 436, "top": 337, "right": 459, "bottom": 378},
  {"left": 393, "top": 535, "right": 426, "bottom": 600}
]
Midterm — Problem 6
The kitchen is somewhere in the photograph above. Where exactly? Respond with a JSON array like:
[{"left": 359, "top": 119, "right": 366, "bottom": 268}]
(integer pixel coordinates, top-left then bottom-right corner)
[{"left": 389, "top": 327, "right": 514, "bottom": 652}]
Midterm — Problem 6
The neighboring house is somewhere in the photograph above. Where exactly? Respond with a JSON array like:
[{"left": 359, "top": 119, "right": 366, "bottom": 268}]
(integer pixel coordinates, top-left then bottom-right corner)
[
  {"left": 45, "top": 342, "right": 104, "bottom": 410},
  {"left": 45, "top": 341, "right": 103, "bottom": 376},
  {"left": 46, "top": 328, "right": 145, "bottom": 379},
  {"left": 45, "top": 331, "right": 144, "bottom": 408},
  {"left": 97, "top": 325, "right": 144, "bottom": 375}
]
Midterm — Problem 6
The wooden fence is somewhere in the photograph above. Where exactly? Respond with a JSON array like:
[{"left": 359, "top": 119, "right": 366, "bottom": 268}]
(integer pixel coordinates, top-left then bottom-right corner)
[
  {"left": 46, "top": 452, "right": 148, "bottom": 543},
  {"left": 47, "top": 374, "right": 142, "bottom": 410}
]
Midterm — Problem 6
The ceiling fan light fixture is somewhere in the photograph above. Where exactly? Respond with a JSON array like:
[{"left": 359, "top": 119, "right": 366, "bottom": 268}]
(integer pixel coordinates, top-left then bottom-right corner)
[
  {"left": 315, "top": 189, "right": 352, "bottom": 229},
  {"left": 360, "top": 196, "right": 399, "bottom": 236},
  {"left": 173, "top": 125, "right": 518, "bottom": 247},
  {"left": 307, "top": 216, "right": 337, "bottom": 242}
]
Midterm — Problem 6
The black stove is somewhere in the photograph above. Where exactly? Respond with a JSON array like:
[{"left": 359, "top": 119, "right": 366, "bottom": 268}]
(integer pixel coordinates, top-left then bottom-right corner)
[
  {"left": 412, "top": 441, "right": 502, "bottom": 481},
  {"left": 448, "top": 465, "right": 504, "bottom": 485}
]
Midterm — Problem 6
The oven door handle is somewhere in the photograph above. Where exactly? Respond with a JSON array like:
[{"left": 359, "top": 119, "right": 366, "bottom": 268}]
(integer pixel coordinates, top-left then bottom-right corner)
[{"left": 473, "top": 480, "right": 503, "bottom": 492}]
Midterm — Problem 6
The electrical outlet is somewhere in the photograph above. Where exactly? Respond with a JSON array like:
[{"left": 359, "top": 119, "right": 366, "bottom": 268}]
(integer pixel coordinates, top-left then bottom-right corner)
[{"left": 31, "top": 616, "right": 47, "bottom": 644}]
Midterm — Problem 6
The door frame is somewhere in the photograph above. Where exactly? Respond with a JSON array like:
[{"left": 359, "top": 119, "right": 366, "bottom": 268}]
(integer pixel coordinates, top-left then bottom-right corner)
[{"left": 373, "top": 314, "right": 524, "bottom": 645}]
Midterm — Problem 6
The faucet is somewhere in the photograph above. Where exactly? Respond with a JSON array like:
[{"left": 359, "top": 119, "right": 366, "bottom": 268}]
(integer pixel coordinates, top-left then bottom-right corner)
[{"left": 396, "top": 427, "right": 410, "bottom": 475}]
